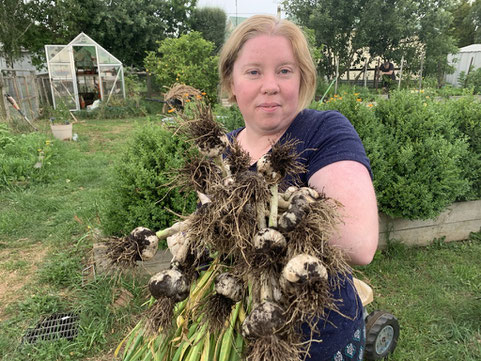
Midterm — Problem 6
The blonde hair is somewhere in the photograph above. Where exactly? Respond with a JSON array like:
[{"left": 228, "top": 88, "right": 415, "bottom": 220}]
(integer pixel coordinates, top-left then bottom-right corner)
[{"left": 219, "top": 15, "right": 317, "bottom": 112}]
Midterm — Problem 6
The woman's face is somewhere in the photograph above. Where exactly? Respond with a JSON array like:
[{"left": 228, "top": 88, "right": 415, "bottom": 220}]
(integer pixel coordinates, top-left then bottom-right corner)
[{"left": 231, "top": 34, "right": 301, "bottom": 136}]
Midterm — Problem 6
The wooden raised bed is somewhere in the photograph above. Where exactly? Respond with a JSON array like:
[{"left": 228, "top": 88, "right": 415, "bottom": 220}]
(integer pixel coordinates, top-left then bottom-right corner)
[{"left": 378, "top": 200, "right": 481, "bottom": 247}]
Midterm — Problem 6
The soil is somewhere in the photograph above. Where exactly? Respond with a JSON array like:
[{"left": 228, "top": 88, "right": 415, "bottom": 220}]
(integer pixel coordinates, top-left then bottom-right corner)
[{"left": 0, "top": 243, "right": 49, "bottom": 321}]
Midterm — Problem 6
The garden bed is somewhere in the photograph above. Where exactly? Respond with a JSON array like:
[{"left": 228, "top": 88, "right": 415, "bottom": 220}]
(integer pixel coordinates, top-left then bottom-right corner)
[{"left": 379, "top": 199, "right": 481, "bottom": 247}]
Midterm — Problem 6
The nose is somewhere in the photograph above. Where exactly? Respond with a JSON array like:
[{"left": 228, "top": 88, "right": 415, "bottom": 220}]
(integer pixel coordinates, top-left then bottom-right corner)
[{"left": 261, "top": 73, "right": 279, "bottom": 95}]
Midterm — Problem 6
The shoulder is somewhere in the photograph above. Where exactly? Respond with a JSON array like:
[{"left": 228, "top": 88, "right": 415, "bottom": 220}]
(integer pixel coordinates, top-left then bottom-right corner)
[
  {"left": 289, "top": 109, "right": 349, "bottom": 138},
  {"left": 288, "top": 109, "right": 358, "bottom": 146}
]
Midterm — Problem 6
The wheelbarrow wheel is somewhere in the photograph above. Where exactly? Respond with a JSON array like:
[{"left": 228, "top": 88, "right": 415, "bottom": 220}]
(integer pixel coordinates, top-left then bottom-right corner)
[{"left": 365, "top": 310, "right": 399, "bottom": 360}]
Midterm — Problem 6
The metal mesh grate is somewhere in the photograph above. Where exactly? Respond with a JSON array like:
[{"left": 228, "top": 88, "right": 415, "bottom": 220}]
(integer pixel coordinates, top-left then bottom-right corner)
[{"left": 22, "top": 312, "right": 79, "bottom": 344}]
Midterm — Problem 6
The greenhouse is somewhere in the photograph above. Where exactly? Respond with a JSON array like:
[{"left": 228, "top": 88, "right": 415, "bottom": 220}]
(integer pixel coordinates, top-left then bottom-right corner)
[{"left": 45, "top": 32, "right": 125, "bottom": 111}]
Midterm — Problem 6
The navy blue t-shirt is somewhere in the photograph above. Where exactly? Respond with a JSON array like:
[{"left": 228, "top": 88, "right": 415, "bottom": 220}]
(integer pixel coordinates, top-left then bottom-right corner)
[{"left": 230, "top": 109, "right": 371, "bottom": 360}]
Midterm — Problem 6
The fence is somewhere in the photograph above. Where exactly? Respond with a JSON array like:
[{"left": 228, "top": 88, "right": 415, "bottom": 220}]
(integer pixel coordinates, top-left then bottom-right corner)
[{"left": 0, "top": 69, "right": 52, "bottom": 123}]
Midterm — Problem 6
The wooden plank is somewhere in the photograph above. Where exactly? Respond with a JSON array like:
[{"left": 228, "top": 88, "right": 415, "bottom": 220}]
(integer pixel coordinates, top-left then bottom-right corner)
[
  {"left": 379, "top": 219, "right": 481, "bottom": 247},
  {"left": 378, "top": 200, "right": 481, "bottom": 247},
  {"left": 379, "top": 200, "right": 481, "bottom": 231}
]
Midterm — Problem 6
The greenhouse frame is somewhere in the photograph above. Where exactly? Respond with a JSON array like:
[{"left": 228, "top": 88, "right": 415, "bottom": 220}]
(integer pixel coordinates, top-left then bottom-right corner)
[{"left": 45, "top": 33, "right": 125, "bottom": 111}]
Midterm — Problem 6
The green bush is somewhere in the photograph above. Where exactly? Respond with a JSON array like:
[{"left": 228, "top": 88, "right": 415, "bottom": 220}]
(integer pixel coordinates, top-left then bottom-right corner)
[
  {"left": 0, "top": 124, "right": 59, "bottom": 188},
  {"left": 373, "top": 91, "right": 470, "bottom": 219},
  {"left": 144, "top": 32, "right": 219, "bottom": 103},
  {"left": 214, "top": 104, "right": 245, "bottom": 132},
  {"left": 440, "top": 97, "right": 481, "bottom": 200},
  {"left": 101, "top": 122, "right": 197, "bottom": 238},
  {"left": 458, "top": 68, "right": 481, "bottom": 94},
  {"left": 312, "top": 90, "right": 471, "bottom": 220},
  {"left": 310, "top": 93, "right": 392, "bottom": 215}
]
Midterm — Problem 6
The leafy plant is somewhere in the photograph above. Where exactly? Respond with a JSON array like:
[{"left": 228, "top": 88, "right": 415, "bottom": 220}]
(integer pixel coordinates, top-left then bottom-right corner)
[
  {"left": 440, "top": 96, "right": 481, "bottom": 199},
  {"left": 0, "top": 124, "right": 59, "bottom": 188},
  {"left": 459, "top": 67, "right": 481, "bottom": 93},
  {"left": 373, "top": 90, "right": 470, "bottom": 219},
  {"left": 144, "top": 32, "right": 219, "bottom": 103},
  {"left": 213, "top": 104, "right": 245, "bottom": 132},
  {"left": 313, "top": 90, "right": 472, "bottom": 220},
  {"left": 101, "top": 121, "right": 197, "bottom": 238}
]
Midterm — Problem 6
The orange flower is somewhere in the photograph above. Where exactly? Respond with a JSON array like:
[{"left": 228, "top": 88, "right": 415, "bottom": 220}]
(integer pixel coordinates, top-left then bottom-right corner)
[
  {"left": 167, "top": 108, "right": 175, "bottom": 113},
  {"left": 196, "top": 95, "right": 202, "bottom": 99},
  {"left": 367, "top": 103, "right": 374, "bottom": 107},
  {"left": 201, "top": 92, "right": 206, "bottom": 95},
  {"left": 185, "top": 99, "right": 191, "bottom": 102},
  {"left": 356, "top": 98, "right": 362, "bottom": 102}
]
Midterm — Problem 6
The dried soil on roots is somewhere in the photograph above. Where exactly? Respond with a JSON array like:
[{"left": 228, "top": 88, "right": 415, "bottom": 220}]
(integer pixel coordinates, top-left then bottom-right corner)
[
  {"left": 285, "top": 198, "right": 350, "bottom": 279},
  {"left": 105, "top": 236, "right": 142, "bottom": 267},
  {"left": 245, "top": 334, "right": 303, "bottom": 361},
  {"left": 188, "top": 177, "right": 265, "bottom": 259},
  {"left": 202, "top": 293, "right": 235, "bottom": 332},
  {"left": 176, "top": 156, "right": 223, "bottom": 194},
  {"left": 145, "top": 296, "right": 177, "bottom": 334},
  {"left": 267, "top": 138, "right": 305, "bottom": 185}
]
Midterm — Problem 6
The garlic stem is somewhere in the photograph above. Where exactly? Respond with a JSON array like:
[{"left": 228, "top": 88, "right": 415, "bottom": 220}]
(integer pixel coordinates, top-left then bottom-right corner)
[
  {"left": 156, "top": 220, "right": 188, "bottom": 240},
  {"left": 256, "top": 200, "right": 267, "bottom": 230},
  {"left": 268, "top": 184, "right": 279, "bottom": 228}
]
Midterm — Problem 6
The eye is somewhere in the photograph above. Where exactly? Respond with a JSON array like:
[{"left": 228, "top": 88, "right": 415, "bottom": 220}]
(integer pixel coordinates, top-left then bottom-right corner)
[
  {"left": 280, "top": 68, "right": 291, "bottom": 74},
  {"left": 248, "top": 70, "right": 259, "bottom": 76}
]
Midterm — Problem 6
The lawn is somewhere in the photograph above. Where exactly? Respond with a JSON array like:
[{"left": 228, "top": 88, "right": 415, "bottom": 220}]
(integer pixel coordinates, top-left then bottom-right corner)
[{"left": 0, "top": 115, "right": 480, "bottom": 361}]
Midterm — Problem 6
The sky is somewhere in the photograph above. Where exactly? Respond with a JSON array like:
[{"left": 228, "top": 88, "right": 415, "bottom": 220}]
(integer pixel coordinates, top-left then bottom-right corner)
[{"left": 196, "top": 0, "right": 284, "bottom": 18}]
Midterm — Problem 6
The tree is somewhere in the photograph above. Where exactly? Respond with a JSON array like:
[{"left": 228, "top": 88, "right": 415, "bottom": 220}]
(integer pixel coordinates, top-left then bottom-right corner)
[
  {"left": 283, "top": 0, "right": 458, "bottom": 84},
  {"left": 191, "top": 6, "right": 227, "bottom": 52},
  {"left": 24, "top": 0, "right": 197, "bottom": 68},
  {"left": 472, "top": 0, "right": 481, "bottom": 42},
  {"left": 283, "top": 0, "right": 368, "bottom": 78},
  {"left": 417, "top": 0, "right": 458, "bottom": 86},
  {"left": 0, "top": 0, "right": 35, "bottom": 68},
  {"left": 144, "top": 32, "right": 219, "bottom": 102},
  {"left": 449, "top": 0, "right": 476, "bottom": 47}
]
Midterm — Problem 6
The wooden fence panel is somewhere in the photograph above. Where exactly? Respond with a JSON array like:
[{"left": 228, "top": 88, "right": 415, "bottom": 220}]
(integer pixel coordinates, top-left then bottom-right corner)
[{"left": 0, "top": 69, "right": 47, "bottom": 122}]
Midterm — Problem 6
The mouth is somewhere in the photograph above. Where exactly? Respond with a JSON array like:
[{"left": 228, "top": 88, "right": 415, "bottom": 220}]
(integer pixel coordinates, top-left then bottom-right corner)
[{"left": 258, "top": 103, "right": 280, "bottom": 111}]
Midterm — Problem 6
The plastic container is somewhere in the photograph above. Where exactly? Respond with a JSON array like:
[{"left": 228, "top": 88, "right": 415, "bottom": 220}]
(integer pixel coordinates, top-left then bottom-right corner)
[{"left": 51, "top": 123, "right": 73, "bottom": 140}]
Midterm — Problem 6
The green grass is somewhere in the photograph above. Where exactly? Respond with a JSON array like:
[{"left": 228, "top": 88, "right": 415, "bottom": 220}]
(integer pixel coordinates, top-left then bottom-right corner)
[
  {"left": 0, "top": 117, "right": 151, "bottom": 361},
  {"left": 359, "top": 237, "right": 481, "bottom": 360},
  {"left": 1, "top": 115, "right": 480, "bottom": 360}
]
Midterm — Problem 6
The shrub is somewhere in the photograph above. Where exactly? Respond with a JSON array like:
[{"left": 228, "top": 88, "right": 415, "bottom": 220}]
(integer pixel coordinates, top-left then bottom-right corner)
[
  {"left": 440, "top": 97, "right": 481, "bottom": 200},
  {"left": 458, "top": 68, "right": 481, "bottom": 94},
  {"left": 0, "top": 124, "right": 59, "bottom": 188},
  {"left": 214, "top": 104, "right": 245, "bottom": 132},
  {"left": 312, "top": 90, "right": 471, "bottom": 220},
  {"left": 101, "top": 122, "right": 197, "bottom": 238},
  {"left": 144, "top": 32, "right": 219, "bottom": 103},
  {"left": 373, "top": 91, "right": 470, "bottom": 219}
]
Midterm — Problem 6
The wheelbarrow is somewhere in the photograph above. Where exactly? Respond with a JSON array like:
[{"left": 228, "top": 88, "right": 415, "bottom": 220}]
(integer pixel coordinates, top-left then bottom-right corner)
[{"left": 354, "top": 278, "right": 400, "bottom": 360}]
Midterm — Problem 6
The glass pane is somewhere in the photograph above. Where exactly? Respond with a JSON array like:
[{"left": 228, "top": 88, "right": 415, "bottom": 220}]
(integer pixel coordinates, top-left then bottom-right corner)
[
  {"left": 51, "top": 80, "right": 76, "bottom": 110},
  {"left": 71, "top": 33, "right": 95, "bottom": 46},
  {"left": 48, "top": 46, "right": 71, "bottom": 64},
  {"left": 97, "top": 47, "right": 120, "bottom": 65},
  {"left": 50, "top": 63, "right": 73, "bottom": 80},
  {"left": 46, "top": 45, "right": 67, "bottom": 62},
  {"left": 73, "top": 46, "right": 97, "bottom": 69},
  {"left": 99, "top": 65, "right": 123, "bottom": 103}
]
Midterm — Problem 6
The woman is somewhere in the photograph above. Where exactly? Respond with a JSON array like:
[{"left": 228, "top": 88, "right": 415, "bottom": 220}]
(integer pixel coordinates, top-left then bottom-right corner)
[{"left": 219, "top": 15, "right": 378, "bottom": 360}]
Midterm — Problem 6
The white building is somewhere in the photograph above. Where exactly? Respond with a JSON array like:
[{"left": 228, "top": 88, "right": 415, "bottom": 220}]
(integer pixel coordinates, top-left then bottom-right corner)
[{"left": 445, "top": 44, "right": 481, "bottom": 86}]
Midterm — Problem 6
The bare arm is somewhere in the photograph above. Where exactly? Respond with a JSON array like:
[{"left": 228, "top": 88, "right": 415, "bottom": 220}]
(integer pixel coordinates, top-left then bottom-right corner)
[{"left": 308, "top": 160, "right": 379, "bottom": 265}]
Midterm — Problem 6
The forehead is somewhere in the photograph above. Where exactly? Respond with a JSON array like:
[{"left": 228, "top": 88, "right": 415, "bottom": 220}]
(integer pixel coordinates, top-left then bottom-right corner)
[{"left": 235, "top": 34, "right": 296, "bottom": 64}]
